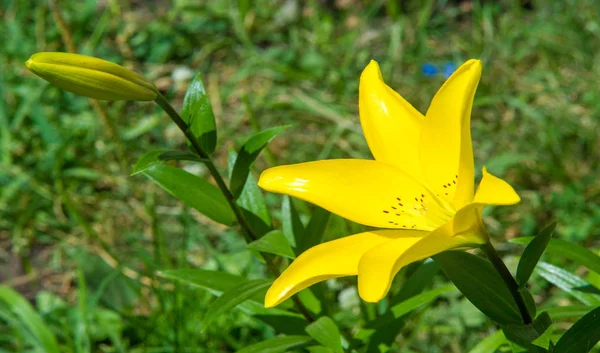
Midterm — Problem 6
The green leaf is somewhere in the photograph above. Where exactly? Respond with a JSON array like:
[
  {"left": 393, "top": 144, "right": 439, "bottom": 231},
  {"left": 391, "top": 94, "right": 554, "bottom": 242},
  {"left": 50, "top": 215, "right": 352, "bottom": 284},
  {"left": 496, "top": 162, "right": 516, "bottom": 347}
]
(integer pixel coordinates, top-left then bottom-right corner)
[
  {"left": 0, "top": 286, "right": 60, "bottom": 353},
  {"left": 434, "top": 251, "right": 522, "bottom": 325},
  {"left": 467, "top": 330, "right": 507, "bottom": 353},
  {"left": 305, "top": 316, "right": 343, "bottom": 353},
  {"left": 391, "top": 259, "right": 440, "bottom": 306},
  {"left": 228, "top": 149, "right": 271, "bottom": 235},
  {"left": 181, "top": 73, "right": 217, "bottom": 153},
  {"left": 132, "top": 149, "right": 205, "bottom": 175},
  {"left": 141, "top": 164, "right": 235, "bottom": 225},
  {"left": 363, "top": 260, "right": 440, "bottom": 353},
  {"left": 235, "top": 335, "right": 314, "bottom": 353},
  {"left": 230, "top": 125, "right": 290, "bottom": 199},
  {"left": 503, "top": 312, "right": 552, "bottom": 351},
  {"left": 511, "top": 237, "right": 600, "bottom": 275},
  {"left": 390, "top": 285, "right": 457, "bottom": 318},
  {"left": 516, "top": 222, "right": 556, "bottom": 287},
  {"left": 160, "top": 269, "right": 304, "bottom": 333},
  {"left": 248, "top": 230, "right": 295, "bottom": 259},
  {"left": 521, "top": 287, "right": 537, "bottom": 319},
  {"left": 282, "top": 195, "right": 304, "bottom": 249},
  {"left": 536, "top": 262, "right": 600, "bottom": 305},
  {"left": 545, "top": 305, "right": 594, "bottom": 321},
  {"left": 202, "top": 279, "right": 272, "bottom": 332},
  {"left": 159, "top": 269, "right": 253, "bottom": 297},
  {"left": 554, "top": 306, "right": 600, "bottom": 353},
  {"left": 298, "top": 206, "right": 330, "bottom": 253}
]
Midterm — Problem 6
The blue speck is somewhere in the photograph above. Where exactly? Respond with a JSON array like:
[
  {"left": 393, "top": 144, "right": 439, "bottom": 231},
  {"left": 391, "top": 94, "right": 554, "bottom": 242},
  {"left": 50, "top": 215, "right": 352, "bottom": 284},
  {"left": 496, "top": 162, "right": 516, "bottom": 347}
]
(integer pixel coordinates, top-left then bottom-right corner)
[
  {"left": 442, "top": 62, "right": 457, "bottom": 78},
  {"left": 421, "top": 63, "right": 439, "bottom": 77}
]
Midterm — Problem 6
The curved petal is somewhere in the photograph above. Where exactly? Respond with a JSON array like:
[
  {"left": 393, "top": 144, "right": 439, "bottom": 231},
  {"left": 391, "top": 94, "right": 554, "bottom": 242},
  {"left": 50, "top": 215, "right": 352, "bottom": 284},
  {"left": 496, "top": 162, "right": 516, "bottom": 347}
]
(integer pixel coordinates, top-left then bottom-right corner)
[
  {"left": 264, "top": 229, "right": 428, "bottom": 307},
  {"left": 258, "top": 159, "right": 454, "bottom": 230},
  {"left": 359, "top": 60, "right": 424, "bottom": 176},
  {"left": 357, "top": 222, "right": 474, "bottom": 302},
  {"left": 453, "top": 167, "right": 521, "bottom": 237},
  {"left": 419, "top": 60, "right": 482, "bottom": 210}
]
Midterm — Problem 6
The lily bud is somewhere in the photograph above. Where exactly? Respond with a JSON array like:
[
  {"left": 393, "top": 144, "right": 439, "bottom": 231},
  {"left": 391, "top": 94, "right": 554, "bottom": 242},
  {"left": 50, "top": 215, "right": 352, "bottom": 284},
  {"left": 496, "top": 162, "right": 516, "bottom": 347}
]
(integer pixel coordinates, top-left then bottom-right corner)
[{"left": 25, "top": 52, "right": 157, "bottom": 101}]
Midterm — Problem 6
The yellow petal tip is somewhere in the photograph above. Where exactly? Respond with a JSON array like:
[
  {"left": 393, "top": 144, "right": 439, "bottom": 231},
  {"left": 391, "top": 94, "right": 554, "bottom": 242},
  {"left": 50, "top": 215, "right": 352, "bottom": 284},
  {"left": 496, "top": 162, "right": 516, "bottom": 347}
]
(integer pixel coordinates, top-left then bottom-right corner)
[
  {"left": 361, "top": 60, "right": 383, "bottom": 81},
  {"left": 25, "top": 59, "right": 33, "bottom": 70}
]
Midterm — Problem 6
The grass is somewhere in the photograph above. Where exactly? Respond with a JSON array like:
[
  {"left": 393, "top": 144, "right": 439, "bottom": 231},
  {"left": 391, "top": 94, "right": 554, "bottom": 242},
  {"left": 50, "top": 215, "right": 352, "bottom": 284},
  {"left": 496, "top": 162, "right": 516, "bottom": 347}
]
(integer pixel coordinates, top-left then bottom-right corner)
[{"left": 1, "top": 0, "right": 600, "bottom": 352}]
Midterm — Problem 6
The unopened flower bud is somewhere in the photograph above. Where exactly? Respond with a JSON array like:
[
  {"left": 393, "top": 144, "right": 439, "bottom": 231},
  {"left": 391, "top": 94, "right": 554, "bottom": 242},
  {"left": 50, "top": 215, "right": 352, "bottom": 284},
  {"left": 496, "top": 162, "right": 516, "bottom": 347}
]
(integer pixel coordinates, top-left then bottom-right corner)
[{"left": 25, "top": 52, "right": 157, "bottom": 101}]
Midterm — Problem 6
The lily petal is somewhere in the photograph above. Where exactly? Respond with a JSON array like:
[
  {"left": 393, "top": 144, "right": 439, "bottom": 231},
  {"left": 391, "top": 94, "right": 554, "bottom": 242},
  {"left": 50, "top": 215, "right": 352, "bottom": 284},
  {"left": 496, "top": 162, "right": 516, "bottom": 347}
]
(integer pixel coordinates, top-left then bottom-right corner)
[
  {"left": 258, "top": 159, "right": 453, "bottom": 230},
  {"left": 358, "top": 222, "right": 472, "bottom": 302},
  {"left": 359, "top": 60, "right": 424, "bottom": 176},
  {"left": 265, "top": 230, "right": 427, "bottom": 307},
  {"left": 419, "top": 60, "right": 482, "bottom": 210},
  {"left": 453, "top": 167, "right": 520, "bottom": 236}
]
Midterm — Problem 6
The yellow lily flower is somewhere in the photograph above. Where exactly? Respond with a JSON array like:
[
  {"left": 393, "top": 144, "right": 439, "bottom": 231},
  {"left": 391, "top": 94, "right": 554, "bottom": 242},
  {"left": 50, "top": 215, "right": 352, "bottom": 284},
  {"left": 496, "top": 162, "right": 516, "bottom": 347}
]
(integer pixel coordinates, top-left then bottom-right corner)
[{"left": 258, "top": 59, "right": 521, "bottom": 308}]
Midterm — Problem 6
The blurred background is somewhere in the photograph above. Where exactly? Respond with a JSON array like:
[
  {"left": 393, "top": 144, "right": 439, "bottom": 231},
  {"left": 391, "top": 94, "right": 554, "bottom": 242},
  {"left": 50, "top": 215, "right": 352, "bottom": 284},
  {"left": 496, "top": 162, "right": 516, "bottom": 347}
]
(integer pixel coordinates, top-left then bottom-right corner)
[{"left": 1, "top": 0, "right": 599, "bottom": 352}]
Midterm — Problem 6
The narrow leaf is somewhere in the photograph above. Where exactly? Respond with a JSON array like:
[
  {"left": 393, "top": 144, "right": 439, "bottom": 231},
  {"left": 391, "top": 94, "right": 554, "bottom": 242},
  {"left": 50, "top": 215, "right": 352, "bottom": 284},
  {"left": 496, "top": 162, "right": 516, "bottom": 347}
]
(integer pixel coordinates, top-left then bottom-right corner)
[
  {"left": 0, "top": 286, "right": 60, "bottom": 353},
  {"left": 181, "top": 73, "right": 217, "bottom": 153},
  {"left": 511, "top": 237, "right": 600, "bottom": 275},
  {"left": 554, "top": 306, "right": 600, "bottom": 353},
  {"left": 467, "top": 330, "right": 507, "bottom": 353},
  {"left": 159, "top": 269, "right": 254, "bottom": 298},
  {"left": 363, "top": 260, "right": 440, "bottom": 353},
  {"left": 536, "top": 262, "right": 600, "bottom": 305},
  {"left": 247, "top": 230, "right": 295, "bottom": 259},
  {"left": 545, "top": 305, "right": 594, "bottom": 321},
  {"left": 230, "top": 125, "right": 290, "bottom": 199},
  {"left": 516, "top": 222, "right": 556, "bottom": 287},
  {"left": 305, "top": 316, "right": 343, "bottom": 353},
  {"left": 141, "top": 164, "right": 235, "bottom": 225},
  {"left": 282, "top": 195, "right": 304, "bottom": 249},
  {"left": 391, "top": 259, "right": 440, "bottom": 306},
  {"left": 228, "top": 149, "right": 271, "bottom": 234},
  {"left": 390, "top": 285, "right": 457, "bottom": 319},
  {"left": 236, "top": 335, "right": 314, "bottom": 353},
  {"left": 434, "top": 251, "right": 522, "bottom": 325},
  {"left": 503, "top": 312, "right": 552, "bottom": 351},
  {"left": 298, "top": 206, "right": 330, "bottom": 253},
  {"left": 160, "top": 269, "right": 301, "bottom": 330},
  {"left": 202, "top": 279, "right": 272, "bottom": 332},
  {"left": 132, "top": 149, "right": 205, "bottom": 175}
]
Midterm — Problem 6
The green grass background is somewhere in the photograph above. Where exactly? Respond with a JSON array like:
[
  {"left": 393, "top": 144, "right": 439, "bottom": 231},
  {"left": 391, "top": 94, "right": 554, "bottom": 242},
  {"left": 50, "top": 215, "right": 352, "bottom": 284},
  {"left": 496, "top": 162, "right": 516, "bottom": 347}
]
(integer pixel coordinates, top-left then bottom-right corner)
[{"left": 1, "top": 0, "right": 599, "bottom": 352}]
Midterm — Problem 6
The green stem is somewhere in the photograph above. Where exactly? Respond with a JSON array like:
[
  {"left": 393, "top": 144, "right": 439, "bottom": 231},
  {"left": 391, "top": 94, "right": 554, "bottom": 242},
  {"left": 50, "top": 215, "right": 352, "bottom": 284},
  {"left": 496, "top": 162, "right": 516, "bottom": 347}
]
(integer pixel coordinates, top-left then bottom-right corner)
[
  {"left": 154, "top": 93, "right": 315, "bottom": 322},
  {"left": 481, "top": 240, "right": 533, "bottom": 325}
]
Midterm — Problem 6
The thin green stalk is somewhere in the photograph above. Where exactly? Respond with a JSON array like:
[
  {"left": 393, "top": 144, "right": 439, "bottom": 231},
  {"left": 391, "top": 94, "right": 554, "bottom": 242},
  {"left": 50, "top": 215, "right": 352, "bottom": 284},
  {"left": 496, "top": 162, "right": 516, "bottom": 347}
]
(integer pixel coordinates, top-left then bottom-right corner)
[
  {"left": 481, "top": 240, "right": 533, "bottom": 324},
  {"left": 153, "top": 93, "right": 315, "bottom": 322}
]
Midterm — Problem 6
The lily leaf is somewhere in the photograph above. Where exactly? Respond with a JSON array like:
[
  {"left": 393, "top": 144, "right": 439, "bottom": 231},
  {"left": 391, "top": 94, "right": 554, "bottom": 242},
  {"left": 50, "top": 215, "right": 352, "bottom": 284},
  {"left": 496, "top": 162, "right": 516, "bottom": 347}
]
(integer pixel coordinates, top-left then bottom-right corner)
[
  {"left": 230, "top": 125, "right": 290, "bottom": 199},
  {"left": 235, "top": 335, "right": 314, "bottom": 353},
  {"left": 511, "top": 237, "right": 600, "bottom": 276},
  {"left": 466, "top": 330, "right": 507, "bottom": 353},
  {"left": 554, "top": 306, "right": 600, "bottom": 353},
  {"left": 202, "top": 279, "right": 272, "bottom": 332},
  {"left": 502, "top": 311, "right": 552, "bottom": 351},
  {"left": 181, "top": 73, "right": 217, "bottom": 153},
  {"left": 132, "top": 149, "right": 205, "bottom": 175},
  {"left": 298, "top": 206, "right": 330, "bottom": 253},
  {"left": 141, "top": 164, "right": 235, "bottom": 225},
  {"left": 434, "top": 251, "right": 522, "bottom": 325},
  {"left": 228, "top": 149, "right": 271, "bottom": 236},
  {"left": 282, "top": 195, "right": 304, "bottom": 249},
  {"left": 516, "top": 222, "right": 556, "bottom": 287},
  {"left": 159, "top": 269, "right": 303, "bottom": 332},
  {"left": 247, "top": 230, "right": 295, "bottom": 259},
  {"left": 535, "top": 262, "right": 600, "bottom": 305},
  {"left": 305, "top": 316, "right": 343, "bottom": 353}
]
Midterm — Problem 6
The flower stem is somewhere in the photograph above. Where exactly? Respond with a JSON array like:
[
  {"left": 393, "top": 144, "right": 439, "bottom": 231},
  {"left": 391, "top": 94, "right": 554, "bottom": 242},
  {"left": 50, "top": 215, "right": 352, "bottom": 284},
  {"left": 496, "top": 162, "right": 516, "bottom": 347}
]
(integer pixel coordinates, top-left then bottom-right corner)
[
  {"left": 481, "top": 240, "right": 533, "bottom": 325},
  {"left": 154, "top": 93, "right": 315, "bottom": 322}
]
